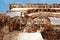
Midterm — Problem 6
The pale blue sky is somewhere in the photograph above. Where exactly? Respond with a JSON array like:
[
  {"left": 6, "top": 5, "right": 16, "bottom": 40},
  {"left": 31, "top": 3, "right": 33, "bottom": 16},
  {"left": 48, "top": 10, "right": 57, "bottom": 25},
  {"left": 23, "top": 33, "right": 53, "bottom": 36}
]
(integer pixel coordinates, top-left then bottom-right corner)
[{"left": 0, "top": 0, "right": 60, "bottom": 12}]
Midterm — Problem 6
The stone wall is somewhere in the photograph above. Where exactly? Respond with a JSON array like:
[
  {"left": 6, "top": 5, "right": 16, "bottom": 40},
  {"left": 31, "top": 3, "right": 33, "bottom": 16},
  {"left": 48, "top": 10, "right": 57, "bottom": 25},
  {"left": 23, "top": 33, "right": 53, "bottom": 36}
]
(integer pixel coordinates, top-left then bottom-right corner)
[{"left": 10, "top": 4, "right": 60, "bottom": 9}]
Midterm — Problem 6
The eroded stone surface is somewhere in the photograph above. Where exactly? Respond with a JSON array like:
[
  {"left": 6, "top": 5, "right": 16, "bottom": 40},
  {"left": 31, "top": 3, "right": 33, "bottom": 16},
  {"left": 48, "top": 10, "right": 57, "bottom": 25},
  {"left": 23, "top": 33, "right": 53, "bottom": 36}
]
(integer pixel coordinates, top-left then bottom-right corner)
[{"left": 3, "top": 31, "right": 43, "bottom": 40}]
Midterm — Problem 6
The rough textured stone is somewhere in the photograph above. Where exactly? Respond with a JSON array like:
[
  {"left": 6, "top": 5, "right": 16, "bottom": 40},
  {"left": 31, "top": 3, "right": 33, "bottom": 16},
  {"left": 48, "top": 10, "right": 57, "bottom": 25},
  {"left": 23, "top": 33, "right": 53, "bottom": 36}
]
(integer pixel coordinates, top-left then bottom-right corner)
[{"left": 3, "top": 31, "right": 43, "bottom": 40}]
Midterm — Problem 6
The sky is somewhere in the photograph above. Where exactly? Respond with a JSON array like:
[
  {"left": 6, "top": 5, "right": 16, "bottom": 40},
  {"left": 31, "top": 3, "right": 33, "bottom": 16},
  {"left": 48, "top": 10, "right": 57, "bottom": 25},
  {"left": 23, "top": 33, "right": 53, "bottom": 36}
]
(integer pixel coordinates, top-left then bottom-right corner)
[{"left": 0, "top": 0, "right": 60, "bottom": 13}]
